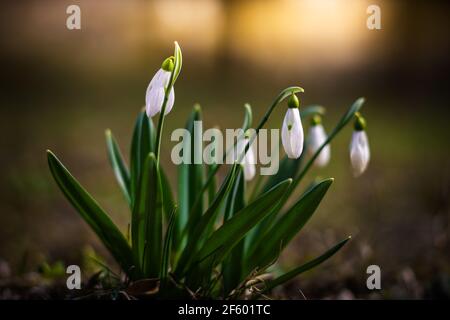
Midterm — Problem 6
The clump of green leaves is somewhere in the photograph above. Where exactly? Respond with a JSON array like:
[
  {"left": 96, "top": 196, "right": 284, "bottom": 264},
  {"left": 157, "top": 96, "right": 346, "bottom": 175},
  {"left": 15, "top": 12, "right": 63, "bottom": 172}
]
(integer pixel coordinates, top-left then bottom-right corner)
[{"left": 47, "top": 42, "right": 364, "bottom": 299}]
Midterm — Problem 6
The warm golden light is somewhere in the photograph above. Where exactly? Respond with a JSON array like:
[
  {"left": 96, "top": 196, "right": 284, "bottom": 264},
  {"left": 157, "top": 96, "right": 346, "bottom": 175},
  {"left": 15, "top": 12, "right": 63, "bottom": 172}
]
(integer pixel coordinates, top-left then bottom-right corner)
[{"left": 229, "top": 0, "right": 374, "bottom": 71}]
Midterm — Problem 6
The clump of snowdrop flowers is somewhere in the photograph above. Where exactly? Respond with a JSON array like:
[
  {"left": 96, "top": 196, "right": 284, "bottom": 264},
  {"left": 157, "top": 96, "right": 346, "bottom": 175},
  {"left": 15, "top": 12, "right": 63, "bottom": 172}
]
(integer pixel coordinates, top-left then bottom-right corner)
[
  {"left": 145, "top": 56, "right": 175, "bottom": 118},
  {"left": 236, "top": 131, "right": 256, "bottom": 181},
  {"left": 308, "top": 115, "right": 330, "bottom": 167},
  {"left": 282, "top": 94, "right": 304, "bottom": 159},
  {"left": 45, "top": 40, "right": 371, "bottom": 299},
  {"left": 349, "top": 113, "right": 370, "bottom": 177}
]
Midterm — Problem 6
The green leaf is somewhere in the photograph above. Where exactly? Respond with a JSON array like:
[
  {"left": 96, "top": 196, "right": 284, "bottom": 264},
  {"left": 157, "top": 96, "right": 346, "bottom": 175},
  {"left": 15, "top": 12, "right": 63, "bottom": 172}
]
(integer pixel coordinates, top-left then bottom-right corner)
[
  {"left": 207, "top": 165, "right": 217, "bottom": 206},
  {"left": 261, "top": 154, "right": 304, "bottom": 193},
  {"left": 222, "top": 167, "right": 246, "bottom": 295},
  {"left": 246, "top": 153, "right": 308, "bottom": 256},
  {"left": 105, "top": 129, "right": 131, "bottom": 206},
  {"left": 248, "top": 178, "right": 334, "bottom": 271},
  {"left": 271, "top": 87, "right": 305, "bottom": 110},
  {"left": 160, "top": 206, "right": 177, "bottom": 283},
  {"left": 131, "top": 152, "right": 163, "bottom": 278},
  {"left": 260, "top": 237, "right": 351, "bottom": 294},
  {"left": 176, "top": 106, "right": 203, "bottom": 248},
  {"left": 130, "top": 111, "right": 155, "bottom": 208},
  {"left": 194, "top": 179, "right": 293, "bottom": 272},
  {"left": 174, "top": 164, "right": 239, "bottom": 278},
  {"left": 47, "top": 151, "right": 138, "bottom": 279},
  {"left": 160, "top": 166, "right": 175, "bottom": 222},
  {"left": 172, "top": 41, "right": 183, "bottom": 84},
  {"left": 300, "top": 105, "right": 326, "bottom": 118},
  {"left": 333, "top": 97, "right": 365, "bottom": 135},
  {"left": 241, "top": 103, "right": 253, "bottom": 131}
]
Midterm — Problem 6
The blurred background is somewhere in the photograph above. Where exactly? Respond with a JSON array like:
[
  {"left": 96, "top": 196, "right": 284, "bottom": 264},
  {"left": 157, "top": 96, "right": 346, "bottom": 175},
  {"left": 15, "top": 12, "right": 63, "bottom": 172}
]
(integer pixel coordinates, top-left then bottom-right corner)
[{"left": 0, "top": 0, "right": 449, "bottom": 299}]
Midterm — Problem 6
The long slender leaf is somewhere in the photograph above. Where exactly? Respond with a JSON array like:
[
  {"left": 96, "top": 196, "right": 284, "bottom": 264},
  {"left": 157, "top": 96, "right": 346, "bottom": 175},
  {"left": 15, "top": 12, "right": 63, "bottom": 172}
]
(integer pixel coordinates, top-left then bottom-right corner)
[
  {"left": 131, "top": 153, "right": 151, "bottom": 268},
  {"left": 176, "top": 105, "right": 203, "bottom": 248},
  {"left": 131, "top": 152, "right": 163, "bottom": 278},
  {"left": 143, "top": 153, "right": 163, "bottom": 278},
  {"left": 130, "top": 111, "right": 155, "bottom": 208},
  {"left": 105, "top": 129, "right": 131, "bottom": 205},
  {"left": 241, "top": 103, "right": 253, "bottom": 132},
  {"left": 171, "top": 41, "right": 183, "bottom": 84},
  {"left": 207, "top": 165, "right": 217, "bottom": 206},
  {"left": 47, "top": 151, "right": 138, "bottom": 279},
  {"left": 160, "top": 166, "right": 175, "bottom": 222},
  {"left": 260, "top": 237, "right": 351, "bottom": 294},
  {"left": 174, "top": 164, "right": 239, "bottom": 278},
  {"left": 160, "top": 206, "right": 177, "bottom": 282},
  {"left": 194, "top": 179, "right": 293, "bottom": 272},
  {"left": 222, "top": 168, "right": 246, "bottom": 295},
  {"left": 300, "top": 105, "right": 326, "bottom": 118},
  {"left": 248, "top": 178, "right": 334, "bottom": 271}
]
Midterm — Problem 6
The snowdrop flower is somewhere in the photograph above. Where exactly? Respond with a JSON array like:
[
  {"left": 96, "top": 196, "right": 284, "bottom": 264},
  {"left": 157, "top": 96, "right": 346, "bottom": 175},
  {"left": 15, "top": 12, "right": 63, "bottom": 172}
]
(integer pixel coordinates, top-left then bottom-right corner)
[
  {"left": 349, "top": 114, "right": 370, "bottom": 177},
  {"left": 145, "top": 57, "right": 175, "bottom": 118},
  {"left": 308, "top": 115, "right": 330, "bottom": 167},
  {"left": 236, "top": 133, "right": 256, "bottom": 181},
  {"left": 282, "top": 94, "right": 304, "bottom": 159}
]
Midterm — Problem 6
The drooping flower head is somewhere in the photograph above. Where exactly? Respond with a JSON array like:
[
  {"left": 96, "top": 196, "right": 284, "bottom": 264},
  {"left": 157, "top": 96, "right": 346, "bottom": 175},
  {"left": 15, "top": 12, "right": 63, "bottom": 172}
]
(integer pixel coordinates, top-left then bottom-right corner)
[
  {"left": 308, "top": 115, "right": 330, "bottom": 167},
  {"left": 282, "top": 94, "right": 304, "bottom": 159},
  {"left": 350, "top": 113, "right": 370, "bottom": 177},
  {"left": 145, "top": 56, "right": 175, "bottom": 118}
]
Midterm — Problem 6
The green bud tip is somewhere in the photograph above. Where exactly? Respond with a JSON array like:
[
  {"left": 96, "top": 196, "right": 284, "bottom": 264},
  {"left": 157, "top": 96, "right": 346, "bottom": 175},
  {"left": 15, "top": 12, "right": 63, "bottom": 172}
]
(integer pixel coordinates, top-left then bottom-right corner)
[
  {"left": 193, "top": 103, "right": 201, "bottom": 112},
  {"left": 287, "top": 93, "right": 300, "bottom": 109},
  {"left": 311, "top": 114, "right": 322, "bottom": 126},
  {"left": 161, "top": 56, "right": 175, "bottom": 72},
  {"left": 354, "top": 113, "right": 367, "bottom": 131}
]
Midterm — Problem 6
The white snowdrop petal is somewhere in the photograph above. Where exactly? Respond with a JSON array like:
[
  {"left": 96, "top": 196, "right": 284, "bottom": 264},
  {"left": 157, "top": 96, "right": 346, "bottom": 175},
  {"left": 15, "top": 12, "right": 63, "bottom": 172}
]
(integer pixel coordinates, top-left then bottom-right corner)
[
  {"left": 147, "top": 87, "right": 165, "bottom": 118},
  {"left": 235, "top": 137, "right": 256, "bottom": 181},
  {"left": 281, "top": 117, "right": 293, "bottom": 158},
  {"left": 159, "top": 70, "right": 172, "bottom": 88},
  {"left": 164, "top": 87, "right": 175, "bottom": 115},
  {"left": 149, "top": 69, "right": 165, "bottom": 89},
  {"left": 243, "top": 139, "right": 256, "bottom": 181},
  {"left": 243, "top": 162, "right": 256, "bottom": 181},
  {"left": 291, "top": 112, "right": 304, "bottom": 157},
  {"left": 145, "top": 68, "right": 175, "bottom": 117},
  {"left": 350, "top": 131, "right": 370, "bottom": 177},
  {"left": 282, "top": 108, "right": 304, "bottom": 159},
  {"left": 308, "top": 125, "right": 330, "bottom": 167},
  {"left": 316, "top": 145, "right": 331, "bottom": 167}
]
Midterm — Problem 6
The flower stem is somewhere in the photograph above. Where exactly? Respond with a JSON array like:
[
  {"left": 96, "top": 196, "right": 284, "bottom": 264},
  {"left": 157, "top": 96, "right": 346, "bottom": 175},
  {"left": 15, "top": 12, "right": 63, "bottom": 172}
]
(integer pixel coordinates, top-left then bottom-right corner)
[{"left": 189, "top": 86, "right": 303, "bottom": 216}]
